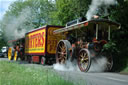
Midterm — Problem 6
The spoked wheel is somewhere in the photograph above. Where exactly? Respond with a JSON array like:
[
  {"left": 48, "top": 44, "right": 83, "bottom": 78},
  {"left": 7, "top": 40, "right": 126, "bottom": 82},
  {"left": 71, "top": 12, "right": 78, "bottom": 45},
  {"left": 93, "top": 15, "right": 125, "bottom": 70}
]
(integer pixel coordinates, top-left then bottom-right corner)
[
  {"left": 56, "top": 40, "right": 72, "bottom": 64},
  {"left": 14, "top": 51, "right": 18, "bottom": 61},
  {"left": 41, "top": 57, "right": 45, "bottom": 65},
  {"left": 8, "top": 47, "right": 13, "bottom": 60},
  {"left": 78, "top": 49, "right": 91, "bottom": 72},
  {"left": 105, "top": 55, "right": 113, "bottom": 71}
]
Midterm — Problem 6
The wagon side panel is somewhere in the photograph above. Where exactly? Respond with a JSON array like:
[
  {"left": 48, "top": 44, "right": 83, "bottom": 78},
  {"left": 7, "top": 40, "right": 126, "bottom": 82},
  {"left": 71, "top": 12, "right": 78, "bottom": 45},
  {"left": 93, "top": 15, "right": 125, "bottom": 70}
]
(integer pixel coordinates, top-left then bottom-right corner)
[
  {"left": 25, "top": 27, "right": 46, "bottom": 56},
  {"left": 46, "top": 26, "right": 65, "bottom": 55}
]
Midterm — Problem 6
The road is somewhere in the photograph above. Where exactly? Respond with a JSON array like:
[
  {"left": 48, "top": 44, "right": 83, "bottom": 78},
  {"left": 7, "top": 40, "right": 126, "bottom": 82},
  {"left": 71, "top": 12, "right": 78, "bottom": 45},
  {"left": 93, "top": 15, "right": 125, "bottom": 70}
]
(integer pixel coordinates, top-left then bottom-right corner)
[
  {"left": 56, "top": 70, "right": 128, "bottom": 85},
  {"left": 0, "top": 58, "right": 128, "bottom": 85}
]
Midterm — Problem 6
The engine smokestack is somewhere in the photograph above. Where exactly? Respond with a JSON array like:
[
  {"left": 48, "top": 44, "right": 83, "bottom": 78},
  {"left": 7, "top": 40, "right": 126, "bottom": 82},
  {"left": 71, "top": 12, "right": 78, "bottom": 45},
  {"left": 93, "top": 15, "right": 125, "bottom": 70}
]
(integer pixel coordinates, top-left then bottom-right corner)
[{"left": 86, "top": 0, "right": 117, "bottom": 20}]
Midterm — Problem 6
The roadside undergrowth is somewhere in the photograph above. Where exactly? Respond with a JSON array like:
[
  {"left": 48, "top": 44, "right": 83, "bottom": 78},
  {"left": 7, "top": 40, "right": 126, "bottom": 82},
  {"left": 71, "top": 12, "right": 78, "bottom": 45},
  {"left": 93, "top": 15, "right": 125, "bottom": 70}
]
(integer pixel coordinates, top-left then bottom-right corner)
[{"left": 0, "top": 61, "right": 74, "bottom": 85}]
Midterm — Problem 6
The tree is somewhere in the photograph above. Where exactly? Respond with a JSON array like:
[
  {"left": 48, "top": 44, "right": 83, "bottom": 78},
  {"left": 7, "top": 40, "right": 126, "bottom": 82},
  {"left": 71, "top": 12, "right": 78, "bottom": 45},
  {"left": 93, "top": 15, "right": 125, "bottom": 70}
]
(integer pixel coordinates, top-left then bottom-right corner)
[
  {"left": 1, "top": 0, "right": 56, "bottom": 41},
  {"left": 51, "top": 0, "right": 91, "bottom": 25}
]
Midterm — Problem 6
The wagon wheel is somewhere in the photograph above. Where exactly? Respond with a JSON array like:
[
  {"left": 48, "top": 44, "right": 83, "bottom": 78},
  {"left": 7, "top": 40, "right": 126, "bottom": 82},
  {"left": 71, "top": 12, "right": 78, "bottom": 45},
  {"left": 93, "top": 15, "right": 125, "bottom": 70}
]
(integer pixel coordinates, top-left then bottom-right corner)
[
  {"left": 56, "top": 40, "right": 72, "bottom": 64},
  {"left": 78, "top": 49, "right": 91, "bottom": 72},
  {"left": 14, "top": 51, "right": 18, "bottom": 61},
  {"left": 28, "top": 56, "right": 32, "bottom": 63},
  {"left": 8, "top": 47, "right": 13, "bottom": 60},
  {"left": 19, "top": 51, "right": 25, "bottom": 61},
  {"left": 105, "top": 54, "right": 113, "bottom": 71},
  {"left": 41, "top": 57, "right": 45, "bottom": 65}
]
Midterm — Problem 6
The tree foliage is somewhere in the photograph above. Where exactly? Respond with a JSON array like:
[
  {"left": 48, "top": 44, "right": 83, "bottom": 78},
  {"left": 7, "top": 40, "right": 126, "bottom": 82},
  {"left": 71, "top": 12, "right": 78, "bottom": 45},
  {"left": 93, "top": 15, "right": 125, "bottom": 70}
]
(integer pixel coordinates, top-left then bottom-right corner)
[{"left": 51, "top": 0, "right": 91, "bottom": 25}]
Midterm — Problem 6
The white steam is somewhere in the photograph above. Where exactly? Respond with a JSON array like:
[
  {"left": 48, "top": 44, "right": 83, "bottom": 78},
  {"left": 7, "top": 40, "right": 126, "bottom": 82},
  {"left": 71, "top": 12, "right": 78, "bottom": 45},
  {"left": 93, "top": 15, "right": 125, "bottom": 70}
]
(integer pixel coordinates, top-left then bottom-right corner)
[
  {"left": 89, "top": 56, "right": 107, "bottom": 72},
  {"left": 53, "top": 50, "right": 108, "bottom": 72},
  {"left": 4, "top": 7, "right": 36, "bottom": 41},
  {"left": 53, "top": 59, "right": 80, "bottom": 71},
  {"left": 86, "top": 0, "right": 117, "bottom": 20}
]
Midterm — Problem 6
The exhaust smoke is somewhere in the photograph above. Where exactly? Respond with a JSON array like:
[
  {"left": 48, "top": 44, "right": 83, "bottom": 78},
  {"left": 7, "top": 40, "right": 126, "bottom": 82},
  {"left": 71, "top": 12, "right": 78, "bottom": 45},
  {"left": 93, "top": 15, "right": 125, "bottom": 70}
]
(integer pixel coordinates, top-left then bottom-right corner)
[
  {"left": 53, "top": 59, "right": 80, "bottom": 72},
  {"left": 86, "top": 0, "right": 117, "bottom": 20},
  {"left": 89, "top": 56, "right": 107, "bottom": 72},
  {"left": 3, "top": 7, "right": 36, "bottom": 42},
  {"left": 54, "top": 50, "right": 108, "bottom": 72}
]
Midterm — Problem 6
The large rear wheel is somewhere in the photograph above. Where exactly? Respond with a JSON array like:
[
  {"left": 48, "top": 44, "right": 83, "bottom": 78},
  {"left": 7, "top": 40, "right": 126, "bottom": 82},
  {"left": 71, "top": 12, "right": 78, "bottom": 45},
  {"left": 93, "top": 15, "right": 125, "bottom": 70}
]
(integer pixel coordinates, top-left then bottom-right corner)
[
  {"left": 14, "top": 51, "right": 18, "bottom": 61},
  {"left": 8, "top": 47, "right": 13, "bottom": 60},
  {"left": 78, "top": 49, "right": 91, "bottom": 72},
  {"left": 105, "top": 54, "right": 113, "bottom": 71},
  {"left": 56, "top": 40, "right": 72, "bottom": 64}
]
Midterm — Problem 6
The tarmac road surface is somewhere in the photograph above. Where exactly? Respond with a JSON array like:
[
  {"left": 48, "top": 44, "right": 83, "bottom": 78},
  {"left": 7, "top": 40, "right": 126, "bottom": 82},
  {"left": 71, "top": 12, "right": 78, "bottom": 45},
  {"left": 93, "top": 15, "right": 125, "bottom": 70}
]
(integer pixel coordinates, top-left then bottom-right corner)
[
  {"left": 0, "top": 58, "right": 8, "bottom": 61},
  {"left": 0, "top": 58, "right": 128, "bottom": 85},
  {"left": 56, "top": 70, "right": 128, "bottom": 85}
]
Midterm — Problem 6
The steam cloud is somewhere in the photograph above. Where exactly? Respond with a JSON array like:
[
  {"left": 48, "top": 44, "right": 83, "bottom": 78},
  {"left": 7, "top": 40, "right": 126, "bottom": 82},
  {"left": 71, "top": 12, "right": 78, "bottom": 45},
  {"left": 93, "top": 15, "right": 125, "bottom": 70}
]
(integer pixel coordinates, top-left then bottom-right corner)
[
  {"left": 86, "top": 0, "right": 117, "bottom": 20},
  {"left": 4, "top": 7, "right": 36, "bottom": 42},
  {"left": 53, "top": 59, "right": 80, "bottom": 72},
  {"left": 89, "top": 56, "right": 107, "bottom": 72},
  {"left": 53, "top": 50, "right": 108, "bottom": 72}
]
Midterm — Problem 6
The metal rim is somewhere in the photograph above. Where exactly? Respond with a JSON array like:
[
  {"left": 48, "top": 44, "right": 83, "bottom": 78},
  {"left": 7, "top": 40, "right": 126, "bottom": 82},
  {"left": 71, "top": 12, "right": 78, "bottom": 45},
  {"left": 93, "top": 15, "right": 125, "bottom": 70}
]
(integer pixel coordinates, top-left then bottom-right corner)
[
  {"left": 78, "top": 49, "right": 91, "bottom": 72},
  {"left": 56, "top": 40, "right": 71, "bottom": 64},
  {"left": 8, "top": 48, "right": 12, "bottom": 60},
  {"left": 14, "top": 51, "right": 18, "bottom": 61}
]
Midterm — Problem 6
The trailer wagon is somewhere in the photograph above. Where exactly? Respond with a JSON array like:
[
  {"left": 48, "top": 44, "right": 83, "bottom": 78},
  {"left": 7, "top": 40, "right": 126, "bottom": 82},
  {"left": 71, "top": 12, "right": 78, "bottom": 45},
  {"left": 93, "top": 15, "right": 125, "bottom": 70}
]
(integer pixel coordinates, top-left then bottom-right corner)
[{"left": 8, "top": 25, "right": 65, "bottom": 64}]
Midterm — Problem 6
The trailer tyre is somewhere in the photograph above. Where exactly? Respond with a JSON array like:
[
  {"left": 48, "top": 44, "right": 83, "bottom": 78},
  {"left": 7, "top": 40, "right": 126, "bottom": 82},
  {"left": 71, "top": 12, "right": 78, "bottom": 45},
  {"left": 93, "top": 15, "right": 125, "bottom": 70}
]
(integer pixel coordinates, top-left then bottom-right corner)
[
  {"left": 41, "top": 57, "right": 45, "bottom": 65},
  {"left": 28, "top": 56, "right": 32, "bottom": 63}
]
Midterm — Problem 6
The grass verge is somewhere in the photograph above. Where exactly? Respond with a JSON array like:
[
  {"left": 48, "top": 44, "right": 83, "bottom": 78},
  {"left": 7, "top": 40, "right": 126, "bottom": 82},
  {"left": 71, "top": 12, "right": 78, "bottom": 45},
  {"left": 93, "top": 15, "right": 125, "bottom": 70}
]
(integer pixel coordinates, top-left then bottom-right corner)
[
  {"left": 0, "top": 61, "right": 74, "bottom": 85},
  {"left": 121, "top": 65, "right": 128, "bottom": 73}
]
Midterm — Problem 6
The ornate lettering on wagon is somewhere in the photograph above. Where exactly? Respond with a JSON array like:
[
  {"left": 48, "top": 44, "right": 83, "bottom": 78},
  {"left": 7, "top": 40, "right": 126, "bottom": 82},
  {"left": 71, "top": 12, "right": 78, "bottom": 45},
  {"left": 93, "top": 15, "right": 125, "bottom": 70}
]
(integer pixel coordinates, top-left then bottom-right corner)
[
  {"left": 25, "top": 29, "right": 46, "bottom": 53},
  {"left": 47, "top": 27, "right": 64, "bottom": 54}
]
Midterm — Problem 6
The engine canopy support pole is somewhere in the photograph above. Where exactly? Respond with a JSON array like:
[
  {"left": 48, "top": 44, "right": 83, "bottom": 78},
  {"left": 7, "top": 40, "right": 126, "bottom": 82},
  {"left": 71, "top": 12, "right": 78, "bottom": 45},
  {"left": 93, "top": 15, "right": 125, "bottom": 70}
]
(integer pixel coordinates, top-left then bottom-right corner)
[
  {"left": 108, "top": 25, "right": 111, "bottom": 40},
  {"left": 96, "top": 24, "right": 98, "bottom": 40}
]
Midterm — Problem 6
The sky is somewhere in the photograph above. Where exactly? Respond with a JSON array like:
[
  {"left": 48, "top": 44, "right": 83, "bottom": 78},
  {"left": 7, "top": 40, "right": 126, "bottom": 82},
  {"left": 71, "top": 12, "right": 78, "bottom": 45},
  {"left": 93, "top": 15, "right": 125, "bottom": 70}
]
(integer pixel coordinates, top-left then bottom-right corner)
[{"left": 0, "top": 0, "right": 17, "bottom": 20}]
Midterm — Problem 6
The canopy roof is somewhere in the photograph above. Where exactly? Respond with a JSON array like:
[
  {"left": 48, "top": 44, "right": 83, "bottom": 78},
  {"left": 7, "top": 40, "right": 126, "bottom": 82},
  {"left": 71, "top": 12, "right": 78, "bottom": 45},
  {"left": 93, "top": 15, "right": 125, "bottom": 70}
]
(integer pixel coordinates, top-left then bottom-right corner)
[{"left": 53, "top": 19, "right": 120, "bottom": 34}]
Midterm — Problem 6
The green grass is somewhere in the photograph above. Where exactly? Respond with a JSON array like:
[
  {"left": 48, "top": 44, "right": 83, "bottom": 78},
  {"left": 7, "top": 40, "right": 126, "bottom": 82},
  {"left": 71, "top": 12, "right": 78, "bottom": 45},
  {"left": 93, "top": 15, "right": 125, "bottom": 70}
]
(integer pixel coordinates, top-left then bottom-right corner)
[
  {"left": 122, "top": 64, "right": 128, "bottom": 72},
  {"left": 0, "top": 61, "right": 73, "bottom": 85},
  {"left": 122, "top": 67, "right": 128, "bottom": 72}
]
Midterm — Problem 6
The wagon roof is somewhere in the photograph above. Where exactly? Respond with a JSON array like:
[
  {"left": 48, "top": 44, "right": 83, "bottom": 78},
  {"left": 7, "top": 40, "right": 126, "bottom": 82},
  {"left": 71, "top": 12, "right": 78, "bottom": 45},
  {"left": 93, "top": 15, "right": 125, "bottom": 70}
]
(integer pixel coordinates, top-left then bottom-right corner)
[
  {"left": 53, "top": 19, "right": 120, "bottom": 34},
  {"left": 26, "top": 25, "right": 64, "bottom": 34},
  {"left": 8, "top": 37, "right": 25, "bottom": 43}
]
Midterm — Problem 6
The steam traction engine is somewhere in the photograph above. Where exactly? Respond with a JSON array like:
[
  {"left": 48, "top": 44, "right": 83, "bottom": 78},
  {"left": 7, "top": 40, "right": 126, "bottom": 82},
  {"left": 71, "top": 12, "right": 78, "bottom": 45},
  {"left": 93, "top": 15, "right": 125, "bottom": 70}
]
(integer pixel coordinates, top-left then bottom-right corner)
[
  {"left": 54, "top": 18, "right": 120, "bottom": 72},
  {"left": 8, "top": 38, "right": 25, "bottom": 61}
]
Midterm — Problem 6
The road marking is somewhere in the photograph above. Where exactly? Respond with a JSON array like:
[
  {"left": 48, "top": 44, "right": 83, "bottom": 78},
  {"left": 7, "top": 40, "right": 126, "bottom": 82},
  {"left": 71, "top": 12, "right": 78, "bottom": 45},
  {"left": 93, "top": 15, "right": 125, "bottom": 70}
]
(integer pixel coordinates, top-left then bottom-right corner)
[{"left": 106, "top": 77, "right": 127, "bottom": 82}]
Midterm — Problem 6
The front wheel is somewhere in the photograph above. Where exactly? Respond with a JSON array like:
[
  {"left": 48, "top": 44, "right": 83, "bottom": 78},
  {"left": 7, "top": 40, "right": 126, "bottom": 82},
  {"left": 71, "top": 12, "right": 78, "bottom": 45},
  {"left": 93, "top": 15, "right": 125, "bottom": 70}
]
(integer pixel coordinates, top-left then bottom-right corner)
[{"left": 78, "top": 49, "right": 91, "bottom": 72}]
